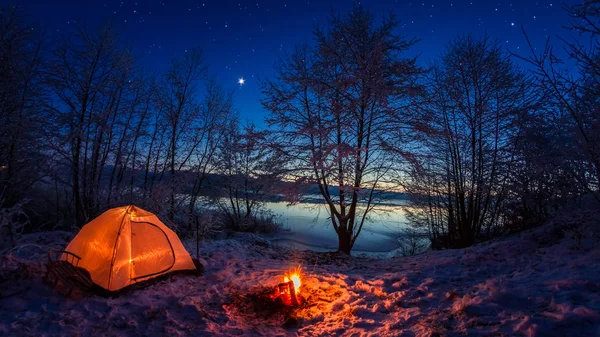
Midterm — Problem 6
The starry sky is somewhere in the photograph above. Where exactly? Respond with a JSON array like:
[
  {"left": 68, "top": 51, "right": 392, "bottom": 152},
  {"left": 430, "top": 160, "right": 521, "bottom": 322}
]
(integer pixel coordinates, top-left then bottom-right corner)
[{"left": 15, "top": 0, "right": 579, "bottom": 126}]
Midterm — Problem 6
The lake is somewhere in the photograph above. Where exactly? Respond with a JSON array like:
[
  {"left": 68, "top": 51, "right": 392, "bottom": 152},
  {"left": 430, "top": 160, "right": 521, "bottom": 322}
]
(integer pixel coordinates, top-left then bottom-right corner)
[{"left": 262, "top": 198, "right": 411, "bottom": 255}]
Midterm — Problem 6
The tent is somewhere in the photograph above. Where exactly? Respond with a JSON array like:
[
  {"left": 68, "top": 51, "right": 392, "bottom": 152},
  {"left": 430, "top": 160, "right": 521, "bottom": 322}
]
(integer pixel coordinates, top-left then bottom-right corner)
[{"left": 63, "top": 205, "right": 197, "bottom": 292}]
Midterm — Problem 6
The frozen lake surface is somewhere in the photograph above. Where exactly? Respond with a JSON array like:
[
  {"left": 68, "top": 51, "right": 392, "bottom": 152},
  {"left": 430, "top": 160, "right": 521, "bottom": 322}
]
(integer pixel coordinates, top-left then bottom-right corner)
[{"left": 262, "top": 199, "right": 411, "bottom": 254}]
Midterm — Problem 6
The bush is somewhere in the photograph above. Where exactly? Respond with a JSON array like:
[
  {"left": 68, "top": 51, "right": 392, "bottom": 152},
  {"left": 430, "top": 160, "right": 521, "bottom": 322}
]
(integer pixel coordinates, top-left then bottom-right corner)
[
  {"left": 222, "top": 211, "right": 282, "bottom": 234},
  {"left": 396, "top": 226, "right": 430, "bottom": 256},
  {"left": 191, "top": 210, "right": 224, "bottom": 240},
  {"left": 0, "top": 199, "right": 29, "bottom": 252}
]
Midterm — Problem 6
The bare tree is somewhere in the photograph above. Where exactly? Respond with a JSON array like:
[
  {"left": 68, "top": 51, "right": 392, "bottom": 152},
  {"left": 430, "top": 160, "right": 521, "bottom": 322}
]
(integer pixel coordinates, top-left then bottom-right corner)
[
  {"left": 0, "top": 8, "right": 253, "bottom": 236},
  {"left": 46, "top": 24, "right": 135, "bottom": 227},
  {"left": 186, "top": 79, "right": 234, "bottom": 224},
  {"left": 501, "top": 104, "right": 584, "bottom": 232},
  {"left": 154, "top": 49, "right": 208, "bottom": 221},
  {"left": 0, "top": 6, "right": 47, "bottom": 209},
  {"left": 401, "top": 35, "right": 536, "bottom": 248},
  {"left": 98, "top": 73, "right": 155, "bottom": 207},
  {"left": 517, "top": 0, "right": 600, "bottom": 201},
  {"left": 213, "top": 122, "right": 284, "bottom": 232},
  {"left": 262, "top": 6, "right": 422, "bottom": 254},
  {"left": 141, "top": 103, "right": 170, "bottom": 210}
]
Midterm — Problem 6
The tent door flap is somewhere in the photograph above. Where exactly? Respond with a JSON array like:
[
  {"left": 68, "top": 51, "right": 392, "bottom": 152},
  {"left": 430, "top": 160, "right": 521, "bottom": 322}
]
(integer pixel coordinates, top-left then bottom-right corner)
[{"left": 130, "top": 221, "right": 176, "bottom": 281}]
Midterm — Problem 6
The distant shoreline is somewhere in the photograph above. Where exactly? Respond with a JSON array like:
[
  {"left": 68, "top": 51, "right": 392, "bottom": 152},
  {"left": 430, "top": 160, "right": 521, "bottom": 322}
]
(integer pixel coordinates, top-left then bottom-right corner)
[{"left": 268, "top": 235, "right": 401, "bottom": 257}]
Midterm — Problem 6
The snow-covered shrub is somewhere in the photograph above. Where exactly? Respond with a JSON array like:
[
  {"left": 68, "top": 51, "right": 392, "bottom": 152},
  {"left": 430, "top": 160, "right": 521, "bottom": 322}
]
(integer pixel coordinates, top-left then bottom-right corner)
[
  {"left": 555, "top": 207, "right": 599, "bottom": 250},
  {"left": 396, "top": 226, "right": 429, "bottom": 256},
  {"left": 191, "top": 209, "right": 224, "bottom": 240},
  {"left": 222, "top": 210, "right": 282, "bottom": 234},
  {"left": 536, "top": 195, "right": 600, "bottom": 250},
  {"left": 0, "top": 199, "right": 29, "bottom": 253}
]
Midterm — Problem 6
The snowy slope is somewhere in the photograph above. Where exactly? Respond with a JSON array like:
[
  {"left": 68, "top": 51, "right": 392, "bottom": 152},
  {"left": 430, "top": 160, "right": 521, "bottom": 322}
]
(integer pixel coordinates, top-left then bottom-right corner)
[{"left": 1, "top": 220, "right": 599, "bottom": 336}]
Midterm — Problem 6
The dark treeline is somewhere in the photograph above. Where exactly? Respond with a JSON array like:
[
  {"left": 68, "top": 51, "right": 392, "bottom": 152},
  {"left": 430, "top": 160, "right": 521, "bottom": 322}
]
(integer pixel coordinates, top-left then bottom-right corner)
[
  {"left": 262, "top": 2, "right": 600, "bottom": 254},
  {"left": 1, "top": 2, "right": 599, "bottom": 255},
  {"left": 0, "top": 5, "right": 284, "bottom": 251},
  {"left": 397, "top": 2, "right": 600, "bottom": 250}
]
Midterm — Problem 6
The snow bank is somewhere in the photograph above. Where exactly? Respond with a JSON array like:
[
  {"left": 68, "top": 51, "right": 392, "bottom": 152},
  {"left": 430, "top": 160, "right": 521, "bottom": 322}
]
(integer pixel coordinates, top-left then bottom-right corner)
[{"left": 1, "top": 221, "right": 599, "bottom": 336}]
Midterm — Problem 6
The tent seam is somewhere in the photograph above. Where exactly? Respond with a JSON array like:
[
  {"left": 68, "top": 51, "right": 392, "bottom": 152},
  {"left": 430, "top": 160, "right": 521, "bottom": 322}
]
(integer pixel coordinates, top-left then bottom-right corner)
[{"left": 107, "top": 205, "right": 132, "bottom": 291}]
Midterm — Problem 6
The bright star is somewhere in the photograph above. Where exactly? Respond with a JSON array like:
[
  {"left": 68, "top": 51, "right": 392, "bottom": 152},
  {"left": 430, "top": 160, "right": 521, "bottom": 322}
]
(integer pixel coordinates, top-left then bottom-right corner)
[{"left": 238, "top": 77, "right": 245, "bottom": 86}]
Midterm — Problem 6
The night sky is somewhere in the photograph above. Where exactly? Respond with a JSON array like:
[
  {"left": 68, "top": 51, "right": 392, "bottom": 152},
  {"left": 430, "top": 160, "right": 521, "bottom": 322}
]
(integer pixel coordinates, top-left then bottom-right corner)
[{"left": 15, "top": 0, "right": 579, "bottom": 125}]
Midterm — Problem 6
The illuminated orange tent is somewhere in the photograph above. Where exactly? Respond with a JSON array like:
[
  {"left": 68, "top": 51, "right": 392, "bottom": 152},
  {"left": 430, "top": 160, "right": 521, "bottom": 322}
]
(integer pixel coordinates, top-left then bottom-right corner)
[{"left": 64, "top": 205, "right": 196, "bottom": 292}]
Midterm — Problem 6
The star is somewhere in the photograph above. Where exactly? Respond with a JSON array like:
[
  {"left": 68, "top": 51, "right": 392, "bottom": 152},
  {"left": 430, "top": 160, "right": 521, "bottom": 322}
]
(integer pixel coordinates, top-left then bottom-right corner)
[{"left": 238, "top": 77, "right": 245, "bottom": 86}]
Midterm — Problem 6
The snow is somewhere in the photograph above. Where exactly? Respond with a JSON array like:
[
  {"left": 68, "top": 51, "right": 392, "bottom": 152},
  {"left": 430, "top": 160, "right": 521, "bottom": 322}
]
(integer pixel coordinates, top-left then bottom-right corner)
[{"left": 1, "top": 222, "right": 599, "bottom": 336}]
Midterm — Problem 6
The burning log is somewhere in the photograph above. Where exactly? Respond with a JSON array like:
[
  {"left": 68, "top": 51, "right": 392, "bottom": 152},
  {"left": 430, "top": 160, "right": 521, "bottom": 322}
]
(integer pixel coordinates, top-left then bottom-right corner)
[
  {"left": 271, "top": 268, "right": 302, "bottom": 307},
  {"left": 288, "top": 280, "right": 298, "bottom": 306},
  {"left": 274, "top": 280, "right": 299, "bottom": 306}
]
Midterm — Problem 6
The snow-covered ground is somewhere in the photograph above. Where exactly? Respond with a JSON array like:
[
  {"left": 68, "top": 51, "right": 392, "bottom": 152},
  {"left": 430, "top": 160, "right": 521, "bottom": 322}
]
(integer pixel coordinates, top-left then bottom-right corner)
[{"left": 1, "top": 218, "right": 599, "bottom": 336}]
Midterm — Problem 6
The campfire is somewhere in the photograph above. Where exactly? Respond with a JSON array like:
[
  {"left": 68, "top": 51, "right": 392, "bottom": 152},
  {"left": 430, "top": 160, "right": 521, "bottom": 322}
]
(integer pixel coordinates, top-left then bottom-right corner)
[
  {"left": 271, "top": 267, "right": 303, "bottom": 307},
  {"left": 230, "top": 265, "right": 343, "bottom": 329},
  {"left": 228, "top": 266, "right": 309, "bottom": 327}
]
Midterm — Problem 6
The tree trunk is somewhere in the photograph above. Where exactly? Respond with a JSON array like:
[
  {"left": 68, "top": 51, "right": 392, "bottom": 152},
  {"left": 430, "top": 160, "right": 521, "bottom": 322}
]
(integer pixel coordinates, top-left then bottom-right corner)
[
  {"left": 337, "top": 228, "right": 352, "bottom": 255},
  {"left": 169, "top": 128, "right": 176, "bottom": 221},
  {"left": 73, "top": 135, "right": 84, "bottom": 228}
]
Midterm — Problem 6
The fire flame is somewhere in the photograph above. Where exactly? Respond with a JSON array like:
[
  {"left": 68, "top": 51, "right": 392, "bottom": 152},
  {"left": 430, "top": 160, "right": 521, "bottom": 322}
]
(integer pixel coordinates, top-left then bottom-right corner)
[
  {"left": 284, "top": 274, "right": 301, "bottom": 293},
  {"left": 283, "top": 267, "right": 302, "bottom": 294}
]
